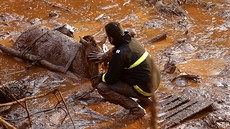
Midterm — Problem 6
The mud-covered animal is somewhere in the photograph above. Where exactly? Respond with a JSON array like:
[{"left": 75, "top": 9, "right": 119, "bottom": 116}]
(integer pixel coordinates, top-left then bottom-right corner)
[{"left": 5, "top": 26, "right": 102, "bottom": 79}]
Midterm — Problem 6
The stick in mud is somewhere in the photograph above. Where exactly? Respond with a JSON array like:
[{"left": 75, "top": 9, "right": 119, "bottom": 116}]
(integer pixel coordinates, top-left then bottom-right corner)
[
  {"left": 0, "top": 89, "right": 76, "bottom": 128},
  {"left": 0, "top": 117, "right": 16, "bottom": 129},
  {"left": 144, "top": 32, "right": 167, "bottom": 45}
]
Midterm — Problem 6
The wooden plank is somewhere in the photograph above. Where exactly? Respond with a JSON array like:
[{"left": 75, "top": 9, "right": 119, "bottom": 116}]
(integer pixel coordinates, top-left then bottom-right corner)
[
  {"left": 159, "top": 95, "right": 180, "bottom": 107},
  {"left": 160, "top": 97, "right": 189, "bottom": 113},
  {"left": 161, "top": 99, "right": 213, "bottom": 129},
  {"left": 160, "top": 100, "right": 198, "bottom": 120}
]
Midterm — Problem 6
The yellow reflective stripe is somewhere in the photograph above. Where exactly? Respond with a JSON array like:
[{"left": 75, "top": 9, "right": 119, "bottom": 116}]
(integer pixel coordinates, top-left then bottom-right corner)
[
  {"left": 128, "top": 51, "right": 148, "bottom": 69},
  {"left": 134, "top": 85, "right": 152, "bottom": 97},
  {"left": 102, "top": 73, "right": 106, "bottom": 82}
]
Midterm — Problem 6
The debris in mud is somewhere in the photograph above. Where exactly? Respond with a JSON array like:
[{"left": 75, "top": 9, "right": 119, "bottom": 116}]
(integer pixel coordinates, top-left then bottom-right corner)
[
  {"left": 143, "top": 19, "right": 164, "bottom": 29},
  {"left": 0, "top": 80, "right": 30, "bottom": 103},
  {"left": 49, "top": 11, "right": 59, "bottom": 18},
  {"left": 94, "top": 14, "right": 105, "bottom": 21},
  {"left": 220, "top": 64, "right": 230, "bottom": 76},
  {"left": 44, "top": 0, "right": 72, "bottom": 12},
  {"left": 154, "top": 0, "right": 189, "bottom": 17},
  {"left": 173, "top": 38, "right": 196, "bottom": 53},
  {"left": 157, "top": 92, "right": 213, "bottom": 129},
  {"left": 30, "top": 18, "right": 42, "bottom": 25},
  {"left": 0, "top": 116, "right": 16, "bottom": 129},
  {"left": 0, "top": 89, "right": 75, "bottom": 129},
  {"left": 0, "top": 13, "right": 24, "bottom": 23},
  {"left": 101, "top": 4, "right": 119, "bottom": 10},
  {"left": 144, "top": 32, "right": 167, "bottom": 45},
  {"left": 0, "top": 0, "right": 229, "bottom": 128},
  {"left": 163, "top": 58, "right": 177, "bottom": 74},
  {"left": 189, "top": 1, "right": 216, "bottom": 11},
  {"left": 171, "top": 73, "right": 201, "bottom": 85}
]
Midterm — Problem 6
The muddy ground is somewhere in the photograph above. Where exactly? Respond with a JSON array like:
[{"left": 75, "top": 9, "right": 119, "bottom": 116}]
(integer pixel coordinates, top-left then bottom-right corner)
[{"left": 0, "top": 0, "right": 229, "bottom": 129}]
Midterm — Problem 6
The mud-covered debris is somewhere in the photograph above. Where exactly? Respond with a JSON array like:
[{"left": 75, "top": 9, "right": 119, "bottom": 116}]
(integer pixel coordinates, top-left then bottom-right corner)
[
  {"left": 0, "top": 116, "right": 16, "bottom": 129},
  {"left": 172, "top": 0, "right": 187, "bottom": 6},
  {"left": 158, "top": 92, "right": 213, "bottom": 129},
  {"left": 196, "top": 1, "right": 216, "bottom": 10},
  {"left": 171, "top": 73, "right": 201, "bottom": 83},
  {"left": 0, "top": 80, "right": 30, "bottom": 103},
  {"left": 144, "top": 32, "right": 167, "bottom": 45},
  {"left": 163, "top": 58, "right": 177, "bottom": 74},
  {"left": 49, "top": 11, "right": 59, "bottom": 18},
  {"left": 0, "top": 13, "right": 24, "bottom": 23},
  {"left": 143, "top": 19, "right": 164, "bottom": 29},
  {"left": 220, "top": 64, "right": 230, "bottom": 75},
  {"left": 44, "top": 0, "right": 71, "bottom": 12},
  {"left": 123, "top": 0, "right": 131, "bottom": 6},
  {"left": 101, "top": 4, "right": 118, "bottom": 10},
  {"left": 95, "top": 14, "right": 104, "bottom": 21},
  {"left": 155, "top": 0, "right": 189, "bottom": 17},
  {"left": 30, "top": 18, "right": 41, "bottom": 25}
]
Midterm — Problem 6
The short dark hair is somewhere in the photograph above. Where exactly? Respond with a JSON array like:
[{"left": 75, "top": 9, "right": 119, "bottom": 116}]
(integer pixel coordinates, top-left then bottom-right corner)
[{"left": 105, "top": 22, "right": 124, "bottom": 39}]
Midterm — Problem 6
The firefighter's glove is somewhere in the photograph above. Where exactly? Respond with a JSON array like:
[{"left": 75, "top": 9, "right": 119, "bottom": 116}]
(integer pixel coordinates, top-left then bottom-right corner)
[
  {"left": 91, "top": 73, "right": 103, "bottom": 88},
  {"left": 88, "top": 51, "right": 107, "bottom": 63}
]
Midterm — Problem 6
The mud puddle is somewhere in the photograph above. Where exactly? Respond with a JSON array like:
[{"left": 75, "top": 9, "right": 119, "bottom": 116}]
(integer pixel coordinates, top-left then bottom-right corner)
[{"left": 0, "top": 0, "right": 230, "bottom": 129}]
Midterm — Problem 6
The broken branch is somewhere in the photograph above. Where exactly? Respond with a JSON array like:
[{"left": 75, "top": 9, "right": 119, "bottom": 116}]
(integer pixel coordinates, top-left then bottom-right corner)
[
  {"left": 0, "top": 89, "right": 75, "bottom": 128},
  {"left": 0, "top": 117, "right": 16, "bottom": 129},
  {"left": 0, "top": 90, "right": 57, "bottom": 107},
  {"left": 56, "top": 90, "right": 75, "bottom": 129}
]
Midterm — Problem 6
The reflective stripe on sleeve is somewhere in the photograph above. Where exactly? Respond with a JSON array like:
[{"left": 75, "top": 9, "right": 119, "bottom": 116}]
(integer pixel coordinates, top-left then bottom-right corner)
[
  {"left": 128, "top": 51, "right": 149, "bottom": 69},
  {"left": 102, "top": 73, "right": 106, "bottom": 82},
  {"left": 133, "top": 85, "right": 152, "bottom": 97}
]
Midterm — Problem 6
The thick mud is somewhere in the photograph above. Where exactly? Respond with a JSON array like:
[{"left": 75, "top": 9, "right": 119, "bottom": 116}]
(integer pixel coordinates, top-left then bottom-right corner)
[{"left": 0, "top": 0, "right": 229, "bottom": 129}]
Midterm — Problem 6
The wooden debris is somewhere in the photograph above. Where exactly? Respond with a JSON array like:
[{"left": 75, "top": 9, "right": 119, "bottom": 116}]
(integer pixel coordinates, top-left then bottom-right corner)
[
  {"left": 144, "top": 32, "right": 167, "bottom": 45},
  {"left": 158, "top": 93, "right": 213, "bottom": 129},
  {"left": 0, "top": 89, "right": 76, "bottom": 129},
  {"left": 0, "top": 117, "right": 16, "bottom": 129}
]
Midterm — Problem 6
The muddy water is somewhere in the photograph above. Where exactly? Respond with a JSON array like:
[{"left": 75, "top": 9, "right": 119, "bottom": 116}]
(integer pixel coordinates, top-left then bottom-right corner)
[{"left": 0, "top": 0, "right": 229, "bottom": 129}]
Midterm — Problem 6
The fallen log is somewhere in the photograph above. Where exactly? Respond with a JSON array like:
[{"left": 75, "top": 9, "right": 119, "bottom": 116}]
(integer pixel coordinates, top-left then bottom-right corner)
[
  {"left": 144, "top": 32, "right": 167, "bottom": 45},
  {"left": 0, "top": 117, "right": 16, "bottom": 129},
  {"left": 0, "top": 44, "right": 66, "bottom": 73}
]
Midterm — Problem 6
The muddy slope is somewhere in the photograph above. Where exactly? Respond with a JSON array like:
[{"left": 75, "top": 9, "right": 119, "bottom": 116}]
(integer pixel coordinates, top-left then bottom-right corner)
[{"left": 0, "top": 0, "right": 229, "bottom": 129}]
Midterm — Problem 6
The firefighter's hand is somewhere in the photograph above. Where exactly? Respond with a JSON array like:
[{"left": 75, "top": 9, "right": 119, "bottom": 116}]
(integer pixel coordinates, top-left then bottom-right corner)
[{"left": 88, "top": 51, "right": 105, "bottom": 63}]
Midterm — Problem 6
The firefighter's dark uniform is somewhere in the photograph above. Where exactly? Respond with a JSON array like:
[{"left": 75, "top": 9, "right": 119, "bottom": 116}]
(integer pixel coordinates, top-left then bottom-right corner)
[{"left": 96, "top": 32, "right": 160, "bottom": 119}]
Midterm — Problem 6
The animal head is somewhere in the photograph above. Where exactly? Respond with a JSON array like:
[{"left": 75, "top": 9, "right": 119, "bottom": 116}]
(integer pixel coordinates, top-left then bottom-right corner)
[
  {"left": 80, "top": 35, "right": 103, "bottom": 56},
  {"left": 79, "top": 35, "right": 104, "bottom": 78}
]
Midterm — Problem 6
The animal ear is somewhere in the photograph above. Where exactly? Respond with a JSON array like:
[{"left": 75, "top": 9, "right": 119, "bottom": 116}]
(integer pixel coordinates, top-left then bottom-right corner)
[
  {"left": 79, "top": 36, "right": 88, "bottom": 45},
  {"left": 97, "top": 36, "right": 107, "bottom": 48}
]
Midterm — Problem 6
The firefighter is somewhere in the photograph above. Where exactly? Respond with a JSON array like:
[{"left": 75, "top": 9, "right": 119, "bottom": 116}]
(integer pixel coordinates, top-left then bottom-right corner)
[{"left": 88, "top": 22, "right": 160, "bottom": 119}]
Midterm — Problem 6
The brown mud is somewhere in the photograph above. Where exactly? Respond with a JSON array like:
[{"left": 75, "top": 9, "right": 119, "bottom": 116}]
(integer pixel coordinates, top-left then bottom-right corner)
[{"left": 0, "top": 0, "right": 229, "bottom": 129}]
